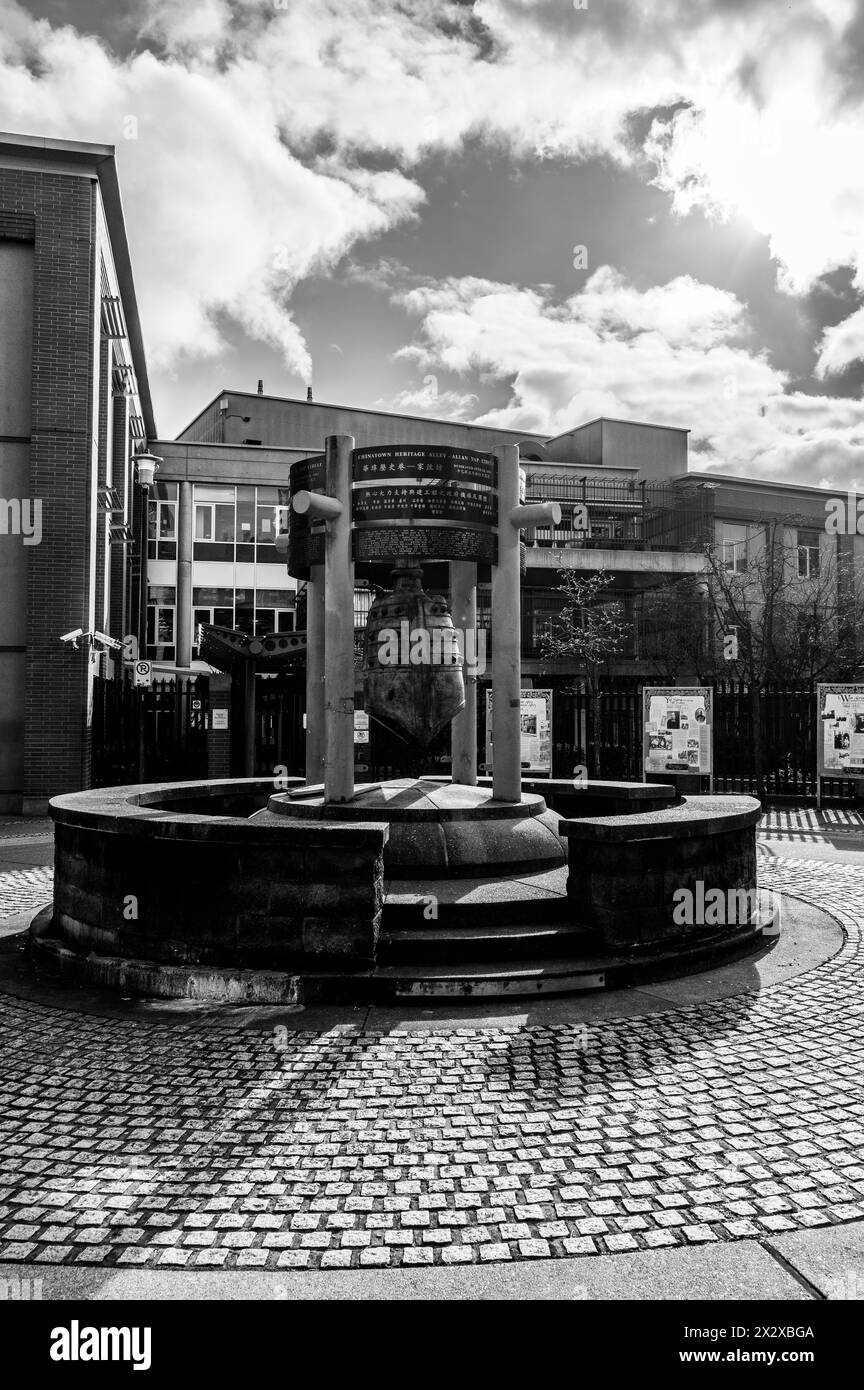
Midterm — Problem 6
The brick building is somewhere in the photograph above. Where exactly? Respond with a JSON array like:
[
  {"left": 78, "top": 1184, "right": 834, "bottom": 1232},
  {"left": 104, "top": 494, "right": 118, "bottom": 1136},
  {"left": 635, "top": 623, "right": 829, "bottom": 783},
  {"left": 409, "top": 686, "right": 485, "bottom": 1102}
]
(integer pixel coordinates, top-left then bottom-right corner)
[{"left": 0, "top": 133, "right": 153, "bottom": 813}]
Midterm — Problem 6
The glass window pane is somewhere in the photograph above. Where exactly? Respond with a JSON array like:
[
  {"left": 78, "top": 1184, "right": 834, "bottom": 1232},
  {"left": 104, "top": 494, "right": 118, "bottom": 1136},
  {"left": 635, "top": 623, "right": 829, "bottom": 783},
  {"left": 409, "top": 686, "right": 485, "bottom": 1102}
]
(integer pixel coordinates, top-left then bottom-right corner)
[
  {"left": 160, "top": 503, "right": 176, "bottom": 538},
  {"left": 256, "top": 588, "right": 293, "bottom": 608},
  {"left": 195, "top": 506, "right": 212, "bottom": 540},
  {"left": 256, "top": 505, "right": 277, "bottom": 542},
  {"left": 215, "top": 504, "right": 235, "bottom": 541},
  {"left": 157, "top": 609, "right": 175, "bottom": 643},
  {"left": 237, "top": 495, "right": 255, "bottom": 542},
  {"left": 194, "top": 485, "right": 235, "bottom": 502},
  {"left": 193, "top": 587, "right": 233, "bottom": 606}
]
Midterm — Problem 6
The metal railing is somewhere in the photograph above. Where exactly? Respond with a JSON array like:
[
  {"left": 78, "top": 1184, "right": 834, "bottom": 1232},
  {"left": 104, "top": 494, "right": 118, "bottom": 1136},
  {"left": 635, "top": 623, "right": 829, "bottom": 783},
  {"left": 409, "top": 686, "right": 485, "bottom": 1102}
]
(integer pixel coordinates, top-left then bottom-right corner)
[{"left": 523, "top": 476, "right": 713, "bottom": 552}]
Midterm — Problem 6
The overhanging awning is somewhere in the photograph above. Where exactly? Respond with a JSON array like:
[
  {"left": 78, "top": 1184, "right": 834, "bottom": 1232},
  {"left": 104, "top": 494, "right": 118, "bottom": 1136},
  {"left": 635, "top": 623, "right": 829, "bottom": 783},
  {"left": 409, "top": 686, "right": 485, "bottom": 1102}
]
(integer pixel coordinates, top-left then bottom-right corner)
[{"left": 198, "top": 623, "right": 308, "bottom": 672}]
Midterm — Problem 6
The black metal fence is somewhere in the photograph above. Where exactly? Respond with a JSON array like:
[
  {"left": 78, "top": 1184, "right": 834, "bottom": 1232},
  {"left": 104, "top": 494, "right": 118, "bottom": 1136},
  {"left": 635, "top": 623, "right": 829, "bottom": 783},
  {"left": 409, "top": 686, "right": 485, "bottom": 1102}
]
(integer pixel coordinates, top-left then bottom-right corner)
[
  {"left": 712, "top": 680, "right": 853, "bottom": 800},
  {"left": 253, "top": 679, "right": 305, "bottom": 778},
  {"left": 91, "top": 675, "right": 209, "bottom": 787},
  {"left": 554, "top": 677, "right": 855, "bottom": 800},
  {"left": 92, "top": 673, "right": 857, "bottom": 802}
]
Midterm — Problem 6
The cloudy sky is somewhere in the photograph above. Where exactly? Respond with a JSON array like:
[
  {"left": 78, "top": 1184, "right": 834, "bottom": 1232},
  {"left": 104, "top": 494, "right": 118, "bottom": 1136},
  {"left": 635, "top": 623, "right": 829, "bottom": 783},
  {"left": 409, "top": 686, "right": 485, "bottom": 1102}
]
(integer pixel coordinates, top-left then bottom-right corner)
[{"left": 2, "top": 0, "right": 864, "bottom": 485}]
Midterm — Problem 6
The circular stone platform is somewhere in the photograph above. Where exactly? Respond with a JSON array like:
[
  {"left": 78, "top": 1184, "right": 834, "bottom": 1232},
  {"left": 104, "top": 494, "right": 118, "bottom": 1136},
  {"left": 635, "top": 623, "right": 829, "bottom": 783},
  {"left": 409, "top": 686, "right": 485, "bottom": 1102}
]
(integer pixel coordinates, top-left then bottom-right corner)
[{"left": 253, "top": 778, "right": 567, "bottom": 877}]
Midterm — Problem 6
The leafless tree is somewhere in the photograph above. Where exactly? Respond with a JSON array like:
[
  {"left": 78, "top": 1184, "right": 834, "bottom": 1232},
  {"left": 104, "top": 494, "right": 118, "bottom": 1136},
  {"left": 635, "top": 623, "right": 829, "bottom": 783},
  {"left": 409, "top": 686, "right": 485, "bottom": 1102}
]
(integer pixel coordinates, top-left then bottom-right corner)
[{"left": 539, "top": 570, "right": 632, "bottom": 777}]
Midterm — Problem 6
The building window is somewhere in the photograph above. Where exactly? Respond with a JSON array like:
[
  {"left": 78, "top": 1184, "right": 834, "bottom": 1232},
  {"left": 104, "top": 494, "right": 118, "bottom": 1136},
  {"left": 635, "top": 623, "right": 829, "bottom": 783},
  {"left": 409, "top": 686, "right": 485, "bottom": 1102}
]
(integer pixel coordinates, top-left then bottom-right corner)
[
  {"left": 190, "top": 585, "right": 297, "bottom": 654},
  {"left": 146, "top": 584, "right": 176, "bottom": 661},
  {"left": 146, "top": 482, "right": 178, "bottom": 560},
  {"left": 237, "top": 485, "right": 255, "bottom": 560},
  {"left": 255, "top": 486, "right": 292, "bottom": 563},
  {"left": 192, "top": 586, "right": 234, "bottom": 658},
  {"left": 354, "top": 588, "right": 373, "bottom": 628},
  {"left": 193, "top": 485, "right": 236, "bottom": 560},
  {"left": 721, "top": 523, "right": 749, "bottom": 573},
  {"left": 254, "top": 587, "right": 296, "bottom": 636},
  {"left": 797, "top": 529, "right": 820, "bottom": 579}
]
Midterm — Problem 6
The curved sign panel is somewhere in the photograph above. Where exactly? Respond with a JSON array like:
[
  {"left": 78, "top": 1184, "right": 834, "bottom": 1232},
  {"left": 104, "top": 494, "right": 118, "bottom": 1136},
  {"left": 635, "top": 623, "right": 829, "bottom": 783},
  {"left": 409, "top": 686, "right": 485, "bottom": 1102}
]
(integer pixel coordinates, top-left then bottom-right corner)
[{"left": 285, "top": 445, "right": 498, "bottom": 577}]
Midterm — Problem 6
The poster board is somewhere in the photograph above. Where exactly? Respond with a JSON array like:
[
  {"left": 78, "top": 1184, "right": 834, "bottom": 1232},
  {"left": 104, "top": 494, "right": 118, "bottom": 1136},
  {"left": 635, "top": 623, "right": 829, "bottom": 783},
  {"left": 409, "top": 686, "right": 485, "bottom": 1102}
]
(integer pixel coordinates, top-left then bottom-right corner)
[
  {"left": 817, "top": 684, "right": 864, "bottom": 785},
  {"left": 643, "top": 686, "right": 712, "bottom": 779},
  {"left": 485, "top": 688, "right": 553, "bottom": 777}
]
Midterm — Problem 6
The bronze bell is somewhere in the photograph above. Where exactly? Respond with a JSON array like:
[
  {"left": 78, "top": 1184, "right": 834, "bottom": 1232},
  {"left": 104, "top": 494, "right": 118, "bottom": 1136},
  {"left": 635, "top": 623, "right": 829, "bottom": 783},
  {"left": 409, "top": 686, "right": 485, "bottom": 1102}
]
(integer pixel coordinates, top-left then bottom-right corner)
[{"left": 363, "top": 565, "right": 465, "bottom": 747}]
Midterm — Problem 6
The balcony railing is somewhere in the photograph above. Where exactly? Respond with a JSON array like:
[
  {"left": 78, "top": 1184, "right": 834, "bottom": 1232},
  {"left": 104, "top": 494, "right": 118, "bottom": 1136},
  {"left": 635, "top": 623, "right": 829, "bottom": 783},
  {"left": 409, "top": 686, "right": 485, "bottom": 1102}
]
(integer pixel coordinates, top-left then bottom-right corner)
[{"left": 523, "top": 476, "right": 713, "bottom": 552}]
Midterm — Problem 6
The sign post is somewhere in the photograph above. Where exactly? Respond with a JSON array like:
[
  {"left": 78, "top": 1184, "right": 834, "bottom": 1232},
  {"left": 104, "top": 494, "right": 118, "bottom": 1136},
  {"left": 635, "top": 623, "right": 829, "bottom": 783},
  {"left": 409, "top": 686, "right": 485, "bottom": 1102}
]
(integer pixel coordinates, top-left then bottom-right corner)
[
  {"left": 485, "top": 688, "right": 553, "bottom": 779},
  {"left": 816, "top": 684, "right": 864, "bottom": 812},
  {"left": 643, "top": 686, "right": 713, "bottom": 790}
]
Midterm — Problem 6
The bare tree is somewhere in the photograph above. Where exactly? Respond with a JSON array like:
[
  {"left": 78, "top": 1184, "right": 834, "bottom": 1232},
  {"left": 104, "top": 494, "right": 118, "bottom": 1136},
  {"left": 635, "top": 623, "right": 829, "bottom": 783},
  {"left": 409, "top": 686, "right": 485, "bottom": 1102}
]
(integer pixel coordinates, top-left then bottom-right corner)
[
  {"left": 701, "top": 514, "right": 864, "bottom": 795},
  {"left": 539, "top": 570, "right": 632, "bottom": 777}
]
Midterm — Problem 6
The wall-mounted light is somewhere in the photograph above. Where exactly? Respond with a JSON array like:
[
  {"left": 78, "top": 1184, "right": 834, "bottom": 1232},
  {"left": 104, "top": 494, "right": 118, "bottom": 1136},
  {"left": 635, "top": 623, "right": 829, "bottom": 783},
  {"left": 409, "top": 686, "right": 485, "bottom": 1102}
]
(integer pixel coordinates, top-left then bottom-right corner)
[{"left": 135, "top": 451, "right": 162, "bottom": 491}]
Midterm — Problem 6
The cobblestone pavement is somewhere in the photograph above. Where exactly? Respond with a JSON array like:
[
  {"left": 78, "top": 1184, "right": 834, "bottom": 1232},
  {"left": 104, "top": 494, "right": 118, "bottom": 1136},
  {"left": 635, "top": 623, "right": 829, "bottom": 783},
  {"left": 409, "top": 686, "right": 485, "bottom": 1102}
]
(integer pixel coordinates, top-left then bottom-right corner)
[
  {"left": 0, "top": 867, "right": 53, "bottom": 921},
  {"left": 0, "top": 854, "right": 863, "bottom": 1270}
]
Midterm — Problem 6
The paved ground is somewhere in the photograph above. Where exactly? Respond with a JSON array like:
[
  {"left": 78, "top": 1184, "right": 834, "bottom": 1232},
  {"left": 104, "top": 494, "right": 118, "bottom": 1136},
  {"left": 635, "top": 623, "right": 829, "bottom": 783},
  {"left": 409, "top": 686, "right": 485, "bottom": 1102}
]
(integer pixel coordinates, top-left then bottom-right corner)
[{"left": 1, "top": 810, "right": 863, "bottom": 1294}]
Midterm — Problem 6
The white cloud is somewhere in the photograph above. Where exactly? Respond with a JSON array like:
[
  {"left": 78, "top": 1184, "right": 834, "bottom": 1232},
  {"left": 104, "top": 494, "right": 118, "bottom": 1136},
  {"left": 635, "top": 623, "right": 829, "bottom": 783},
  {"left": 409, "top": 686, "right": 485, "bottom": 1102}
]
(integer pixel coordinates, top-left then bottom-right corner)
[
  {"left": 0, "top": 1, "right": 425, "bottom": 379},
  {"left": 392, "top": 267, "right": 864, "bottom": 489},
  {"left": 816, "top": 305, "right": 864, "bottom": 377},
  {"left": 0, "top": 0, "right": 863, "bottom": 463},
  {"left": 387, "top": 377, "right": 479, "bottom": 418}
]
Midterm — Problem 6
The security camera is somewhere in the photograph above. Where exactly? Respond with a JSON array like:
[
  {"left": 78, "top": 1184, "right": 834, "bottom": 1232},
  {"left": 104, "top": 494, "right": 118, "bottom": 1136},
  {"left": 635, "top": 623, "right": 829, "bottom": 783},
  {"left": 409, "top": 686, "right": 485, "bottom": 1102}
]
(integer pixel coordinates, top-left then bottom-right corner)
[
  {"left": 93, "top": 630, "right": 123, "bottom": 651},
  {"left": 60, "top": 628, "right": 84, "bottom": 648}
]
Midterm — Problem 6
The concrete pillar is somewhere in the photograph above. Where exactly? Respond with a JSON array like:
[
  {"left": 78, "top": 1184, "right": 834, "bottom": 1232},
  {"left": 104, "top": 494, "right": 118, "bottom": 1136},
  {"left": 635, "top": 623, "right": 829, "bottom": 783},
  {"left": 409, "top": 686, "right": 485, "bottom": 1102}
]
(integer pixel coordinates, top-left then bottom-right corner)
[
  {"left": 305, "top": 564, "right": 325, "bottom": 784},
  {"left": 450, "top": 559, "right": 477, "bottom": 785},
  {"left": 323, "top": 434, "right": 355, "bottom": 803},
  {"left": 491, "top": 445, "right": 522, "bottom": 802},
  {"left": 491, "top": 450, "right": 561, "bottom": 802},
  {"left": 176, "top": 480, "right": 193, "bottom": 669}
]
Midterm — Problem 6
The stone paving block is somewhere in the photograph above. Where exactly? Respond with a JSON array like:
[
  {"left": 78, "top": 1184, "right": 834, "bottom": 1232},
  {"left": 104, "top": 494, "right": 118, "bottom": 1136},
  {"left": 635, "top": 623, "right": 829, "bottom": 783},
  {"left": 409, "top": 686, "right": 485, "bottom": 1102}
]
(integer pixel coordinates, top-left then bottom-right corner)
[{"left": 1, "top": 855, "right": 864, "bottom": 1274}]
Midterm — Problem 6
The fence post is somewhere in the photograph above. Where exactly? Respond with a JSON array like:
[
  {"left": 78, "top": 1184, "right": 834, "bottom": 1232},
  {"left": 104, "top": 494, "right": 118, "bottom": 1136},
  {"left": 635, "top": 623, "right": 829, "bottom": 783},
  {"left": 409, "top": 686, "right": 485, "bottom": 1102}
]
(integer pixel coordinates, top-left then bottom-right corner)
[{"left": 207, "top": 673, "right": 232, "bottom": 781}]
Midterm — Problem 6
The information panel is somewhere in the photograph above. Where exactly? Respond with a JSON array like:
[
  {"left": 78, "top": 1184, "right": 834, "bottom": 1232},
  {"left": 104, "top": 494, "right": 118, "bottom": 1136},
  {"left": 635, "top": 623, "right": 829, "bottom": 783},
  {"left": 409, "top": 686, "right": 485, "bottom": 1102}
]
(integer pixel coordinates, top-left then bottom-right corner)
[
  {"left": 643, "top": 686, "right": 712, "bottom": 777},
  {"left": 484, "top": 688, "right": 553, "bottom": 777},
  {"left": 817, "top": 685, "right": 864, "bottom": 778}
]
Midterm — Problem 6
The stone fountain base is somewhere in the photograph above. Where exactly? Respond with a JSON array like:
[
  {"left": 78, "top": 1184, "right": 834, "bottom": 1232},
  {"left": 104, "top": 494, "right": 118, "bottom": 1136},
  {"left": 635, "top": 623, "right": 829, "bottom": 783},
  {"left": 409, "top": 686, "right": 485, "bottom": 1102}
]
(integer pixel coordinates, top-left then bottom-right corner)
[
  {"left": 250, "top": 778, "right": 565, "bottom": 877},
  {"left": 29, "top": 776, "right": 775, "bottom": 1003}
]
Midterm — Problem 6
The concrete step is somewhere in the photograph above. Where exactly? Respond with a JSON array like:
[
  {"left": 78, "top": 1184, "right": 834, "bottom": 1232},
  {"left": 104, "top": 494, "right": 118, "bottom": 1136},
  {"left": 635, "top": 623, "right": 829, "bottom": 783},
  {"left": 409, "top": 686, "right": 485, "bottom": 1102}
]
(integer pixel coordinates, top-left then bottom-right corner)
[
  {"left": 372, "top": 956, "right": 608, "bottom": 999},
  {"left": 379, "top": 920, "right": 594, "bottom": 964},
  {"left": 383, "top": 866, "right": 570, "bottom": 930}
]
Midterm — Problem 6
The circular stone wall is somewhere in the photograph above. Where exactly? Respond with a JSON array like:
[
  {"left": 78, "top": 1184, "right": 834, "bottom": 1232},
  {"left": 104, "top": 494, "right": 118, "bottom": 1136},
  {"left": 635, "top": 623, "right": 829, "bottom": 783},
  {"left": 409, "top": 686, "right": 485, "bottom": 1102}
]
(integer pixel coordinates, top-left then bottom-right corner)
[{"left": 31, "top": 777, "right": 769, "bottom": 1004}]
